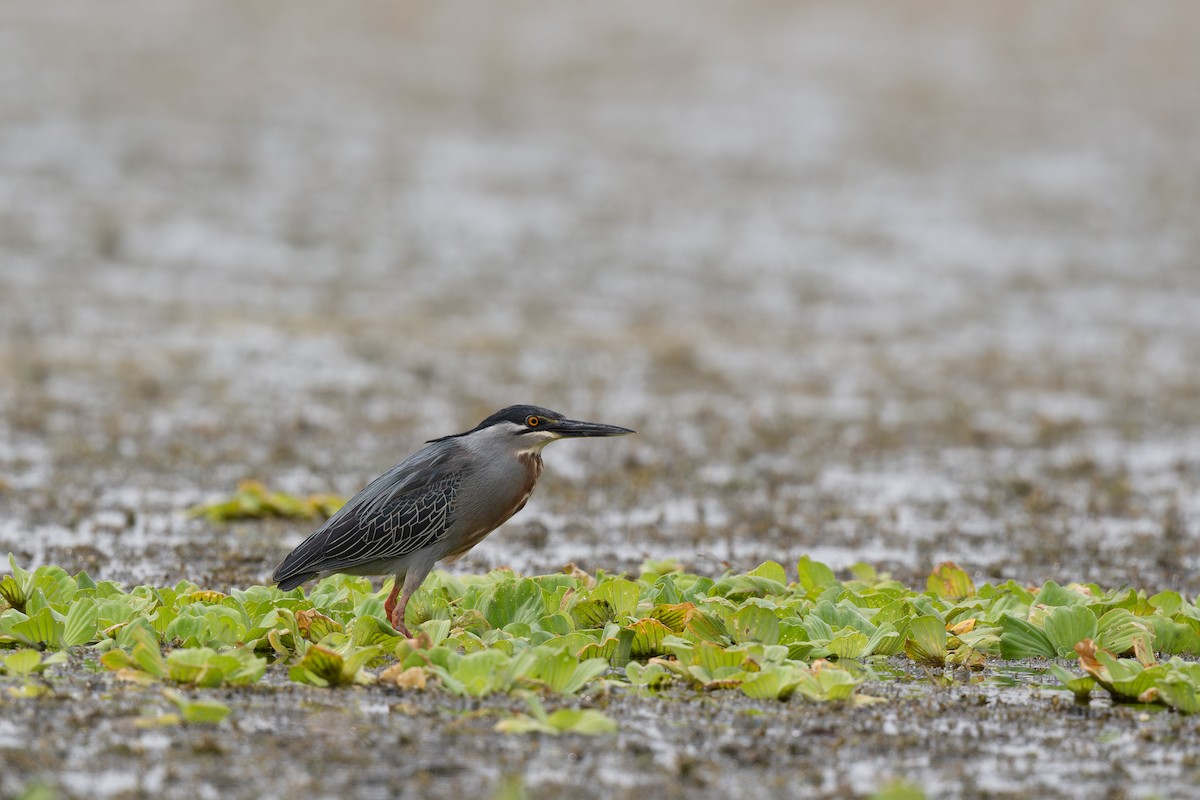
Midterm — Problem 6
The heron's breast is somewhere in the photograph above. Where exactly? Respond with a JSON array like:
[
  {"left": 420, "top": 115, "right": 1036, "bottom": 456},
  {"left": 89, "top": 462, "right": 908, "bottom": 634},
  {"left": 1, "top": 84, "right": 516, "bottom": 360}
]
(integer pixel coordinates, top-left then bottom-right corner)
[{"left": 443, "top": 452, "right": 542, "bottom": 561}]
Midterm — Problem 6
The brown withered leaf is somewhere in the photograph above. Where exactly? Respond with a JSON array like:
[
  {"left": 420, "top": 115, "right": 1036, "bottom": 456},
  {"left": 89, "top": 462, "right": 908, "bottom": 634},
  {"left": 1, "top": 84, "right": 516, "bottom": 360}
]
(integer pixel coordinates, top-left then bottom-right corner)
[
  {"left": 295, "top": 609, "right": 343, "bottom": 642},
  {"left": 1075, "top": 638, "right": 1104, "bottom": 679}
]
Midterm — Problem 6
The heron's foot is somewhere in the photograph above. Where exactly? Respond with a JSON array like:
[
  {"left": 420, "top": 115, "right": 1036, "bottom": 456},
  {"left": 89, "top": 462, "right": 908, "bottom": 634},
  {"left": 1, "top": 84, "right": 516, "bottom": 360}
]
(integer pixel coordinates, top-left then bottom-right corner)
[{"left": 389, "top": 607, "right": 410, "bottom": 637}]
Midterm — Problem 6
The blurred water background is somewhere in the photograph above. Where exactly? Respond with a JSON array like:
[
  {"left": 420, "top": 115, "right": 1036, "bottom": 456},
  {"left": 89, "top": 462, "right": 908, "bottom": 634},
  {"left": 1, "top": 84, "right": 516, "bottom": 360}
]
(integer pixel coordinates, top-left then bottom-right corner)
[{"left": 1, "top": 1, "right": 1199, "bottom": 591}]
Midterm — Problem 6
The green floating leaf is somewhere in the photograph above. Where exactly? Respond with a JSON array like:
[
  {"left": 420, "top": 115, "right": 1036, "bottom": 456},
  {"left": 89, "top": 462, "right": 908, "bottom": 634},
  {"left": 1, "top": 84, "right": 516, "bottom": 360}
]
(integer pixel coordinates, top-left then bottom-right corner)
[
  {"left": 1095, "top": 608, "right": 1152, "bottom": 656},
  {"left": 827, "top": 630, "right": 870, "bottom": 659},
  {"left": 1032, "top": 581, "right": 1087, "bottom": 608},
  {"left": 289, "top": 643, "right": 381, "bottom": 688},
  {"left": 570, "top": 600, "right": 614, "bottom": 629},
  {"left": 2, "top": 648, "right": 64, "bottom": 676},
  {"left": 627, "top": 618, "right": 673, "bottom": 658},
  {"left": 904, "top": 616, "right": 947, "bottom": 667},
  {"left": 287, "top": 646, "right": 346, "bottom": 687},
  {"left": 1148, "top": 590, "right": 1184, "bottom": 617},
  {"left": 1049, "top": 663, "right": 1095, "bottom": 701},
  {"left": 11, "top": 607, "right": 65, "bottom": 649},
  {"left": 415, "top": 618, "right": 452, "bottom": 647},
  {"left": 869, "top": 780, "right": 928, "bottom": 800},
  {"left": 692, "top": 640, "right": 749, "bottom": 673},
  {"left": 63, "top": 597, "right": 99, "bottom": 647},
  {"left": 710, "top": 574, "right": 788, "bottom": 601},
  {"left": 33, "top": 565, "right": 78, "bottom": 605},
  {"left": 189, "top": 480, "right": 345, "bottom": 523},
  {"left": 865, "top": 622, "right": 905, "bottom": 657},
  {"left": 0, "top": 575, "right": 28, "bottom": 613},
  {"left": 682, "top": 609, "right": 730, "bottom": 644},
  {"left": 797, "top": 556, "right": 839, "bottom": 594},
  {"left": 3, "top": 649, "right": 42, "bottom": 676},
  {"left": 1150, "top": 616, "right": 1200, "bottom": 655},
  {"left": 646, "top": 602, "right": 695, "bottom": 632},
  {"left": 792, "top": 661, "right": 864, "bottom": 702},
  {"left": 495, "top": 695, "right": 617, "bottom": 735},
  {"left": 1, "top": 554, "right": 33, "bottom": 612},
  {"left": 748, "top": 561, "right": 788, "bottom": 585},
  {"left": 479, "top": 648, "right": 539, "bottom": 695},
  {"left": 730, "top": 605, "right": 780, "bottom": 646},
  {"left": 1043, "top": 605, "right": 1098, "bottom": 657},
  {"left": 1156, "top": 670, "right": 1200, "bottom": 714},
  {"left": 926, "top": 562, "right": 975, "bottom": 601},
  {"left": 163, "top": 690, "right": 232, "bottom": 724},
  {"left": 589, "top": 579, "right": 640, "bottom": 621},
  {"left": 166, "top": 647, "right": 265, "bottom": 687},
  {"left": 528, "top": 647, "right": 609, "bottom": 695},
  {"left": 482, "top": 579, "right": 547, "bottom": 630},
  {"left": 349, "top": 615, "right": 404, "bottom": 650},
  {"left": 625, "top": 661, "right": 671, "bottom": 691},
  {"left": 575, "top": 623, "right": 633, "bottom": 666},
  {"left": 101, "top": 625, "right": 167, "bottom": 681},
  {"left": 998, "top": 613, "right": 1056, "bottom": 660},
  {"left": 740, "top": 664, "right": 807, "bottom": 700}
]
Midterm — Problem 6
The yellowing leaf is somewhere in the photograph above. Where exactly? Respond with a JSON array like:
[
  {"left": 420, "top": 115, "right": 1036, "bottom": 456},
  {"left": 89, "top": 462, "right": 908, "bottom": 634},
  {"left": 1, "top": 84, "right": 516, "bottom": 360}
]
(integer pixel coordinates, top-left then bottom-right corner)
[
  {"left": 926, "top": 562, "right": 975, "bottom": 601},
  {"left": 379, "top": 665, "right": 428, "bottom": 690},
  {"left": 948, "top": 618, "right": 977, "bottom": 636}
]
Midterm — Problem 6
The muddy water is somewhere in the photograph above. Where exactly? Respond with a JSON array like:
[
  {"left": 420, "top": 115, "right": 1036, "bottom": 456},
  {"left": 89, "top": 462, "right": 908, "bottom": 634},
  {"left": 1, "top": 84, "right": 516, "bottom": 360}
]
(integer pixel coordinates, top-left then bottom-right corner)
[{"left": 1, "top": 2, "right": 1199, "bottom": 798}]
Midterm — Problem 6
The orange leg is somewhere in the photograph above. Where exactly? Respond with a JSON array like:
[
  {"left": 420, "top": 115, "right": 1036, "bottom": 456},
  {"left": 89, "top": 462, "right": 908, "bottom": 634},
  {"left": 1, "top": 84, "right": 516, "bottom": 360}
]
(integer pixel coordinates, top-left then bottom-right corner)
[
  {"left": 383, "top": 579, "right": 403, "bottom": 631},
  {"left": 383, "top": 577, "right": 411, "bottom": 636}
]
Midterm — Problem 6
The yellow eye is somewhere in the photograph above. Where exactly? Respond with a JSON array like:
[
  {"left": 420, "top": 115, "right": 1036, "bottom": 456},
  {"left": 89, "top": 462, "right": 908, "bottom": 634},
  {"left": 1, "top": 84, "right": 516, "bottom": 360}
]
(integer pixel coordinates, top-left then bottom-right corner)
[{"left": 526, "top": 416, "right": 540, "bottom": 427}]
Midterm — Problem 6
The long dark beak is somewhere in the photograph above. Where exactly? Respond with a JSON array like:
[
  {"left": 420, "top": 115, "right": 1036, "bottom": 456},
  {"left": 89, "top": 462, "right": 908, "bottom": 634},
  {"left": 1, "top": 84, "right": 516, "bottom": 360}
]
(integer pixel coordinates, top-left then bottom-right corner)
[{"left": 553, "top": 418, "right": 636, "bottom": 438}]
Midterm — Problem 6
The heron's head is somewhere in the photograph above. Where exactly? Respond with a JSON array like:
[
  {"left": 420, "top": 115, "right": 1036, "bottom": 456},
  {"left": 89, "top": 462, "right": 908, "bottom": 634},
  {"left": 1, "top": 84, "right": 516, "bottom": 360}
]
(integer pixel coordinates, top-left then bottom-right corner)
[{"left": 432, "top": 405, "right": 635, "bottom": 453}]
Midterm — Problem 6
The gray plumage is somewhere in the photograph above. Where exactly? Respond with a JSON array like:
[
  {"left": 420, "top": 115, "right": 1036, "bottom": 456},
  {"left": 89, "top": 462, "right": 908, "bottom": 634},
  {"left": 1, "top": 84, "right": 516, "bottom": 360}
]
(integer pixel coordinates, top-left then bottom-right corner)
[
  {"left": 273, "top": 445, "right": 465, "bottom": 589},
  {"left": 271, "top": 404, "right": 634, "bottom": 634}
]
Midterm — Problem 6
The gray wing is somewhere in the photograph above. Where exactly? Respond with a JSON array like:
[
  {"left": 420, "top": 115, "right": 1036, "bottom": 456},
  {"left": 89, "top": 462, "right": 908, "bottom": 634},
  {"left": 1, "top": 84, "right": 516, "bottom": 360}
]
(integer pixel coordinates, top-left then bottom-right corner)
[{"left": 272, "top": 442, "right": 466, "bottom": 588}]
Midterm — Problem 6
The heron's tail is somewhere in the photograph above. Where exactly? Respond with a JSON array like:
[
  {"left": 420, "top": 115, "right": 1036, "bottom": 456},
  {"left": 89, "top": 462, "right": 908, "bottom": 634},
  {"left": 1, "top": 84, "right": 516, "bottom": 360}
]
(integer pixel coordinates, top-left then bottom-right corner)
[{"left": 275, "top": 571, "right": 316, "bottom": 592}]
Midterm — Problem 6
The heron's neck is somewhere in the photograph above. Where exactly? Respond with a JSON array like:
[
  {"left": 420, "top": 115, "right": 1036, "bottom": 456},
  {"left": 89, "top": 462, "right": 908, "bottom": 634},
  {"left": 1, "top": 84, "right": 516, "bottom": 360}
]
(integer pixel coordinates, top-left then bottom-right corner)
[{"left": 518, "top": 450, "right": 544, "bottom": 480}]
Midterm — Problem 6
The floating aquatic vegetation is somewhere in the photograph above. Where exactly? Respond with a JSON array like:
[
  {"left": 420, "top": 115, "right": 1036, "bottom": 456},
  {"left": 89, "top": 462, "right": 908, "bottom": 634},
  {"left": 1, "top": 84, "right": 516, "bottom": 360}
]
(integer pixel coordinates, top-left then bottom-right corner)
[
  {"left": 4, "top": 553, "right": 1200, "bottom": 713},
  {"left": 998, "top": 590, "right": 1154, "bottom": 659},
  {"left": 740, "top": 658, "right": 866, "bottom": 702},
  {"left": 494, "top": 693, "right": 618, "bottom": 735},
  {"left": 624, "top": 660, "right": 671, "bottom": 692},
  {"left": 869, "top": 780, "right": 928, "bottom": 800},
  {"left": 189, "top": 479, "right": 345, "bottom": 523},
  {"left": 288, "top": 641, "right": 381, "bottom": 687},
  {"left": 1, "top": 648, "right": 67, "bottom": 676},
  {"left": 903, "top": 616, "right": 948, "bottom": 668},
  {"left": 100, "top": 625, "right": 265, "bottom": 687},
  {"left": 161, "top": 689, "right": 232, "bottom": 724},
  {"left": 926, "top": 562, "right": 975, "bottom": 601},
  {"left": 0, "top": 648, "right": 67, "bottom": 698},
  {"left": 1051, "top": 639, "right": 1200, "bottom": 712}
]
